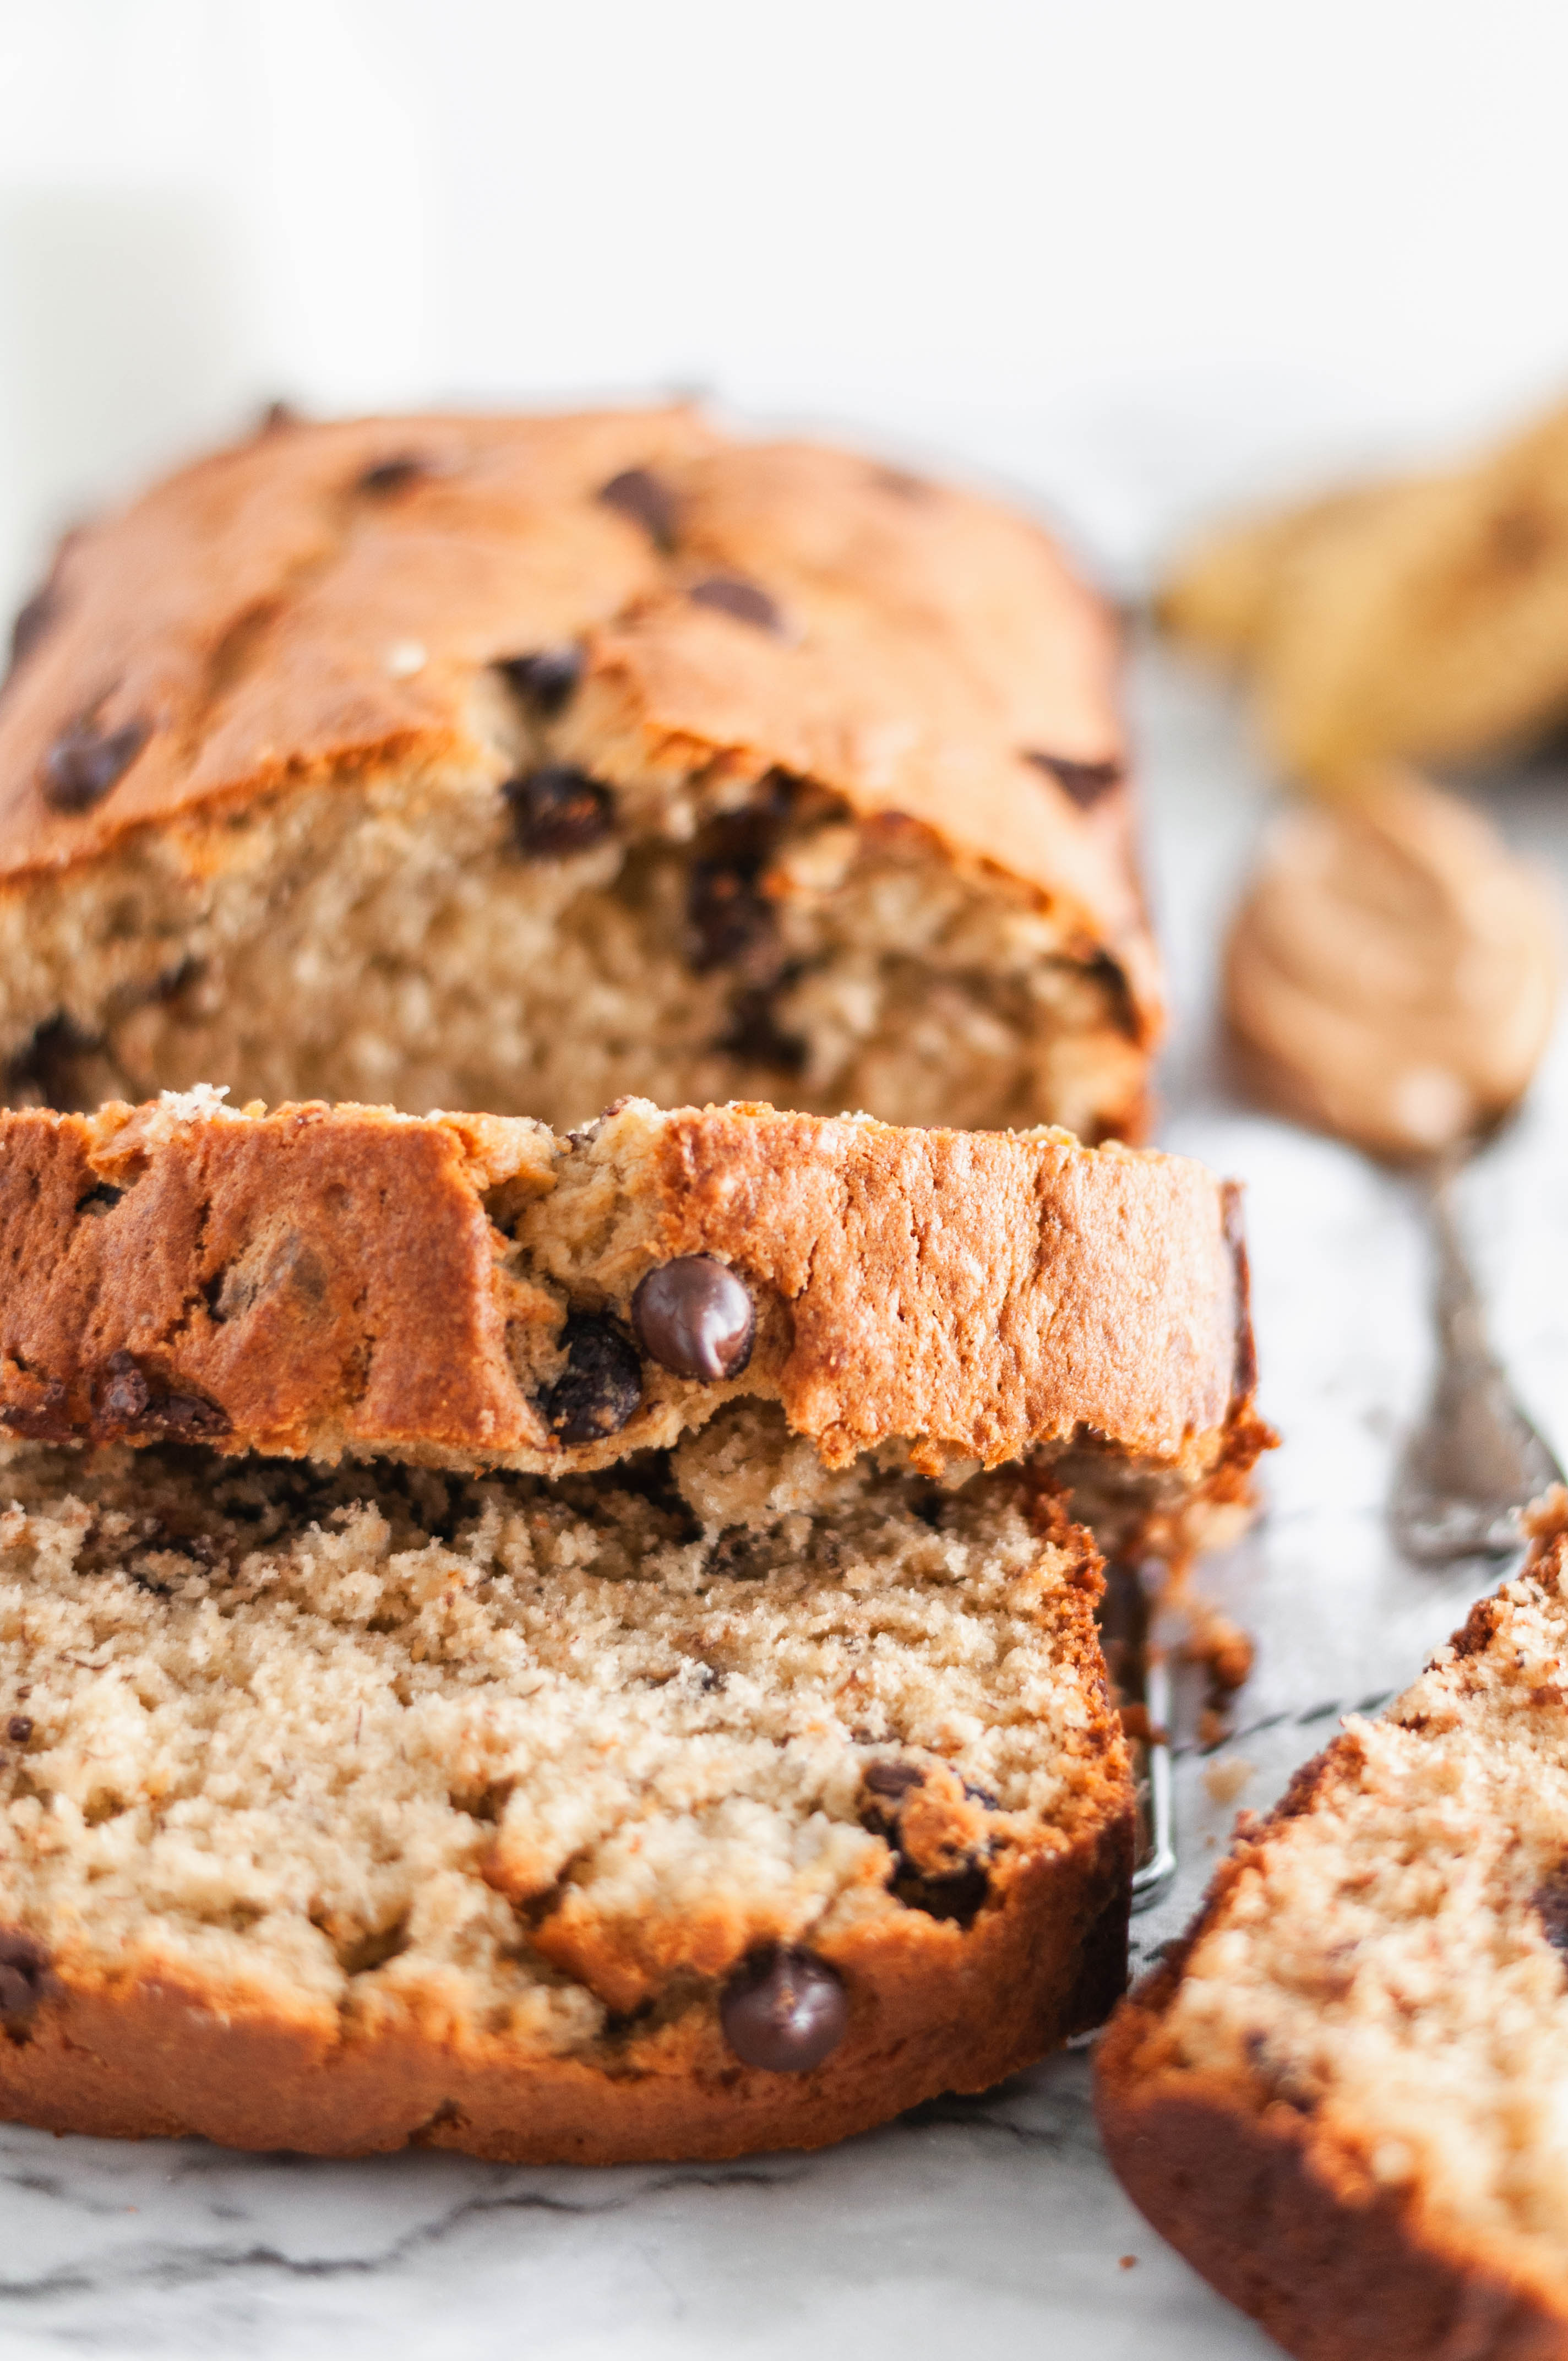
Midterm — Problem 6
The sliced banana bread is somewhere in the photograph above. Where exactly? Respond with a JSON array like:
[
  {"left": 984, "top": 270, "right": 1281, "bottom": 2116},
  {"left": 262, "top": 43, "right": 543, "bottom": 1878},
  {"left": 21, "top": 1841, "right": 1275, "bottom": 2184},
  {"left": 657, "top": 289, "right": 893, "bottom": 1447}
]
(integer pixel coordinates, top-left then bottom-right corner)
[
  {"left": 1098, "top": 1492, "right": 1568, "bottom": 2361},
  {"left": 0, "top": 407, "right": 1157, "bottom": 1140},
  {"left": 0, "top": 1094, "right": 1266, "bottom": 1522}
]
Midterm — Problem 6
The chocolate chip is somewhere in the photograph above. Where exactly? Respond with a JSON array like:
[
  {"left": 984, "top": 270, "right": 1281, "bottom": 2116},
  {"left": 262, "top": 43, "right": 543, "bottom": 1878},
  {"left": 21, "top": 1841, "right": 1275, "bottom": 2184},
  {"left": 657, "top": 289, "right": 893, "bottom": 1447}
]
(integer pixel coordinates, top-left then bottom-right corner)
[
  {"left": 42, "top": 716, "right": 151, "bottom": 813},
  {"left": 687, "top": 862, "right": 780, "bottom": 977},
  {"left": 688, "top": 576, "right": 782, "bottom": 633},
  {"left": 357, "top": 454, "right": 428, "bottom": 496},
  {"left": 504, "top": 766, "right": 615, "bottom": 859},
  {"left": 598, "top": 467, "right": 679, "bottom": 552},
  {"left": 0, "top": 1930, "right": 53, "bottom": 2028},
  {"left": 863, "top": 1761, "right": 925, "bottom": 1800},
  {"left": 717, "top": 987, "right": 807, "bottom": 1076},
  {"left": 8, "top": 586, "right": 55, "bottom": 675},
  {"left": 1023, "top": 749, "right": 1121, "bottom": 810},
  {"left": 496, "top": 648, "right": 584, "bottom": 717},
  {"left": 96, "top": 1350, "right": 230, "bottom": 1441},
  {"left": 1534, "top": 1864, "right": 1568, "bottom": 1955},
  {"left": 720, "top": 1946, "right": 847, "bottom": 2073},
  {"left": 6, "top": 1718, "right": 30, "bottom": 1745},
  {"left": 891, "top": 1857, "right": 990, "bottom": 1926},
  {"left": 545, "top": 1314, "right": 642, "bottom": 1445},
  {"left": 632, "top": 1258, "right": 756, "bottom": 1383}
]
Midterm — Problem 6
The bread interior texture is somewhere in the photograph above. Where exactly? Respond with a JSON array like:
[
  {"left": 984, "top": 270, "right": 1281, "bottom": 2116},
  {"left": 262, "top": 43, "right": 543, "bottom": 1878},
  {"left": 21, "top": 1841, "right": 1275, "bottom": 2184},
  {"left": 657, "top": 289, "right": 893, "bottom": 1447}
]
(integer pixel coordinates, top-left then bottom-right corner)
[
  {"left": 1, "top": 689, "right": 1144, "bottom": 1138},
  {"left": 1131, "top": 1527, "right": 1568, "bottom": 2280},
  {"left": 0, "top": 1402, "right": 1118, "bottom": 2054}
]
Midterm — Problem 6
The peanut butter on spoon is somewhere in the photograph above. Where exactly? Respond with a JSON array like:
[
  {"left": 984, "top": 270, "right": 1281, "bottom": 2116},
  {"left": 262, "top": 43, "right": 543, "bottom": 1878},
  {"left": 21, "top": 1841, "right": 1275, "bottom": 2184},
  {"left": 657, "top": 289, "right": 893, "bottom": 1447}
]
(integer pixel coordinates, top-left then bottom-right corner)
[
  {"left": 1226, "top": 765, "right": 1564, "bottom": 1562},
  {"left": 1224, "top": 767, "right": 1558, "bottom": 1158}
]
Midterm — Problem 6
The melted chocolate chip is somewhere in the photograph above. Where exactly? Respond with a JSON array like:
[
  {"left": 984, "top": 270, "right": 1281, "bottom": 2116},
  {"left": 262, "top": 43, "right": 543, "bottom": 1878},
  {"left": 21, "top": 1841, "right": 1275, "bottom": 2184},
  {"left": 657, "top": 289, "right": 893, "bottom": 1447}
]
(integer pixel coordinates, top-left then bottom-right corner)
[
  {"left": 504, "top": 766, "right": 615, "bottom": 858},
  {"left": 892, "top": 1858, "right": 990, "bottom": 1924},
  {"left": 42, "top": 717, "right": 151, "bottom": 814},
  {"left": 688, "top": 575, "right": 782, "bottom": 633},
  {"left": 496, "top": 648, "right": 584, "bottom": 716},
  {"left": 720, "top": 1945, "right": 848, "bottom": 2073},
  {"left": 863, "top": 1761, "right": 925, "bottom": 1802},
  {"left": 598, "top": 467, "right": 679, "bottom": 552},
  {"left": 0, "top": 1930, "right": 53, "bottom": 2028},
  {"left": 6, "top": 1717, "right": 30, "bottom": 1745},
  {"left": 1023, "top": 749, "right": 1121, "bottom": 810},
  {"left": 545, "top": 1315, "right": 642, "bottom": 1445},
  {"left": 357, "top": 453, "right": 428, "bottom": 496},
  {"left": 96, "top": 1351, "right": 230, "bottom": 1441},
  {"left": 632, "top": 1257, "right": 756, "bottom": 1383},
  {"left": 717, "top": 986, "right": 807, "bottom": 1075},
  {"left": 685, "top": 793, "right": 794, "bottom": 980}
]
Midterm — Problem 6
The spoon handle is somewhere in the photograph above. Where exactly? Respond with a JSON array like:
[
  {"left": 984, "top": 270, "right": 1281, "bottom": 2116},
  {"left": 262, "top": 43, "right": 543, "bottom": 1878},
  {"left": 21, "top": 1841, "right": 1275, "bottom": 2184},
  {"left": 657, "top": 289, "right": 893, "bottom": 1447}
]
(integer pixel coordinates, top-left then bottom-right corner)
[{"left": 1390, "top": 1154, "right": 1564, "bottom": 1564}]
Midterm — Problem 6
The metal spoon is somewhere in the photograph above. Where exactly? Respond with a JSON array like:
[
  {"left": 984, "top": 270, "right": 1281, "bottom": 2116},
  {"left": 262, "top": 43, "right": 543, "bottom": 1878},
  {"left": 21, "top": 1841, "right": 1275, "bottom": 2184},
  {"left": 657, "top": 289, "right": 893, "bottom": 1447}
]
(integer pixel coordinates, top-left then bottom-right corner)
[{"left": 1390, "top": 1146, "right": 1564, "bottom": 1563}]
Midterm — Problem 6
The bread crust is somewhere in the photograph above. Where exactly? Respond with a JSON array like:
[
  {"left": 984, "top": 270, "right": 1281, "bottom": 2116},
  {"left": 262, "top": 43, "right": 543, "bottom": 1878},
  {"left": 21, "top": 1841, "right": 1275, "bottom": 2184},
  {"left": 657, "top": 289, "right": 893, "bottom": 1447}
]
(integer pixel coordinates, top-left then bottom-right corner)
[
  {"left": 0, "top": 1095, "right": 1264, "bottom": 1481},
  {"left": 0, "top": 407, "right": 1159, "bottom": 1054},
  {"left": 1095, "top": 1505, "right": 1568, "bottom": 2359},
  {"left": 0, "top": 1750, "right": 1133, "bottom": 2166}
]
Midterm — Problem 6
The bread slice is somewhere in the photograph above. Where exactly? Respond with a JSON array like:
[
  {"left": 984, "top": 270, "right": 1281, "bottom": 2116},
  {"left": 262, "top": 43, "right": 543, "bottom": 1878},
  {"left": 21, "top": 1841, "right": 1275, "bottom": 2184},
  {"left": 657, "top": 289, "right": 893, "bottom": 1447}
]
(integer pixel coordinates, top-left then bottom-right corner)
[
  {"left": 0, "top": 406, "right": 1158, "bottom": 1142},
  {"left": 0, "top": 1094, "right": 1266, "bottom": 1526},
  {"left": 1097, "top": 1492, "right": 1568, "bottom": 2360},
  {"left": 0, "top": 1396, "right": 1131, "bottom": 2161}
]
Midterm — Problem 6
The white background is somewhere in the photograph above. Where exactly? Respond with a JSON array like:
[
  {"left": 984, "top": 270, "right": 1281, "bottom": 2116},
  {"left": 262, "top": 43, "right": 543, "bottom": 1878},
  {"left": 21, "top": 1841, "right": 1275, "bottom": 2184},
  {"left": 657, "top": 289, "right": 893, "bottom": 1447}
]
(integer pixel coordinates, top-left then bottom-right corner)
[{"left": 3, "top": 0, "right": 1568, "bottom": 606}]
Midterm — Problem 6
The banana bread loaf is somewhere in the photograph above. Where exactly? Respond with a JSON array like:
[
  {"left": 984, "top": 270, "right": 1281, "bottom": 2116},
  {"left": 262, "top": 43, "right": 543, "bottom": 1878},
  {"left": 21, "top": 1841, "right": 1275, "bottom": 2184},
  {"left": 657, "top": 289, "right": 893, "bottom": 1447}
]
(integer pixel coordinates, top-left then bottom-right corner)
[
  {"left": 1097, "top": 1491, "right": 1568, "bottom": 2360},
  {"left": 0, "top": 407, "right": 1158, "bottom": 1140}
]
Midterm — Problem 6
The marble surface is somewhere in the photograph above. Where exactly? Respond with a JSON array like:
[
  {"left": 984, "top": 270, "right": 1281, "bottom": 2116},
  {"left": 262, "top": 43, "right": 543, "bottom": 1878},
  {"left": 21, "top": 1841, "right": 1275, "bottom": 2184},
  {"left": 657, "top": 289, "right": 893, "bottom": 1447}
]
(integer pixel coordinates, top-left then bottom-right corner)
[{"left": 3, "top": 646, "right": 1566, "bottom": 2360}]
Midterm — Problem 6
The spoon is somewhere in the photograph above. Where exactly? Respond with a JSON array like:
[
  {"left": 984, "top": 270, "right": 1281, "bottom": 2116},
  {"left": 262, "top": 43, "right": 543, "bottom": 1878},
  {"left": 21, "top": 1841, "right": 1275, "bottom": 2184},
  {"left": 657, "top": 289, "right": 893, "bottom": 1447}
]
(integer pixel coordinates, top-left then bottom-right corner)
[
  {"left": 1223, "top": 770, "right": 1561, "bottom": 1566},
  {"left": 1389, "top": 1147, "right": 1564, "bottom": 1563}
]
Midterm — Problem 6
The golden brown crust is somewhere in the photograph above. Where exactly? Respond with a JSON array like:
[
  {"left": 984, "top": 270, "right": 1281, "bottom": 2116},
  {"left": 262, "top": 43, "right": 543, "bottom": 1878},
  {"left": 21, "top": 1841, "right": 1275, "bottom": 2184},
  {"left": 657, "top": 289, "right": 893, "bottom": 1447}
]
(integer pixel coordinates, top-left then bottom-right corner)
[
  {"left": 0, "top": 1762, "right": 1132, "bottom": 2166},
  {"left": 0, "top": 1096, "right": 1262, "bottom": 1479},
  {"left": 0, "top": 407, "right": 1159, "bottom": 1040},
  {"left": 1095, "top": 1511, "right": 1568, "bottom": 2359},
  {"left": 1096, "top": 2044, "right": 1568, "bottom": 2361}
]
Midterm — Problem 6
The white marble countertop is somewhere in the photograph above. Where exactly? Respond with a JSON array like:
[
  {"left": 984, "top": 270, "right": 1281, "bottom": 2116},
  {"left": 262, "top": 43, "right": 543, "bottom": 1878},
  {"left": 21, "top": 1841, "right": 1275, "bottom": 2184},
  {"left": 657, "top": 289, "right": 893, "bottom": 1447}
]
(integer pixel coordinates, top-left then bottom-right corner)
[{"left": 3, "top": 646, "right": 1565, "bottom": 2360}]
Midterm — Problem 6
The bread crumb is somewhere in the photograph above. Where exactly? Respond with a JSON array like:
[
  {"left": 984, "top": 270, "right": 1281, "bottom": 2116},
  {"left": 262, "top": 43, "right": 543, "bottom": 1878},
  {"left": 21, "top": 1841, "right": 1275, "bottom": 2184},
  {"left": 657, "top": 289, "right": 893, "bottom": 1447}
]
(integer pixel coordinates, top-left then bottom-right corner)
[{"left": 1202, "top": 1756, "right": 1255, "bottom": 1807}]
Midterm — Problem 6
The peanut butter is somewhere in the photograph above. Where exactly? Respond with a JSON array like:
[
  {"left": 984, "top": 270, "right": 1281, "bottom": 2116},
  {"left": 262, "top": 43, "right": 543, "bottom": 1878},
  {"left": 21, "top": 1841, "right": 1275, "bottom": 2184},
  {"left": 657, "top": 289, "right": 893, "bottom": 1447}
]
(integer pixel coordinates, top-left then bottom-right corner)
[{"left": 1224, "top": 769, "right": 1559, "bottom": 1157}]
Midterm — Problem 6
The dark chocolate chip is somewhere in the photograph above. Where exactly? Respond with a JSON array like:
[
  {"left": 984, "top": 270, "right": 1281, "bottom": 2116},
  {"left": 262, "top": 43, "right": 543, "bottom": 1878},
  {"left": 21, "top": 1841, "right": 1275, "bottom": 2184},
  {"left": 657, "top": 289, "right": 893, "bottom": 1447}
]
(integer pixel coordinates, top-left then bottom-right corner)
[
  {"left": 863, "top": 1761, "right": 925, "bottom": 1800},
  {"left": 717, "top": 986, "right": 807, "bottom": 1075},
  {"left": 1534, "top": 1864, "right": 1568, "bottom": 1955},
  {"left": 0, "top": 1930, "right": 53, "bottom": 2028},
  {"left": 504, "top": 765, "right": 615, "bottom": 859},
  {"left": 891, "top": 1856, "right": 990, "bottom": 1927},
  {"left": 632, "top": 1257, "right": 756, "bottom": 1383},
  {"left": 688, "top": 576, "right": 782, "bottom": 633},
  {"left": 687, "top": 863, "right": 780, "bottom": 977},
  {"left": 720, "top": 1945, "right": 847, "bottom": 2073},
  {"left": 357, "top": 453, "right": 428, "bottom": 496},
  {"left": 8, "top": 586, "right": 55, "bottom": 675},
  {"left": 496, "top": 648, "right": 584, "bottom": 717},
  {"left": 96, "top": 1350, "right": 230, "bottom": 1441},
  {"left": 42, "top": 716, "right": 151, "bottom": 814},
  {"left": 1023, "top": 749, "right": 1121, "bottom": 810},
  {"left": 6, "top": 1717, "right": 30, "bottom": 1745},
  {"left": 598, "top": 467, "right": 679, "bottom": 552},
  {"left": 545, "top": 1315, "right": 642, "bottom": 1445},
  {"left": 962, "top": 1779, "right": 1000, "bottom": 1810}
]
